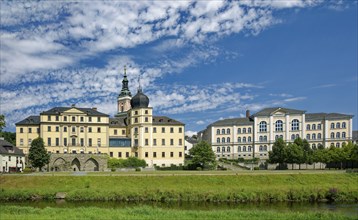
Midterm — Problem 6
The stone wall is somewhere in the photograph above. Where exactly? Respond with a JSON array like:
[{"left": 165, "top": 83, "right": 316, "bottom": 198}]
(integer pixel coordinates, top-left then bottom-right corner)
[{"left": 49, "top": 153, "right": 108, "bottom": 171}]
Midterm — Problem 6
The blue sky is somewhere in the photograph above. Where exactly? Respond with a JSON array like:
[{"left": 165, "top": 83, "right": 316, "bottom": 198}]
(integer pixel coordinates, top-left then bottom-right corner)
[{"left": 1, "top": 0, "right": 357, "bottom": 135}]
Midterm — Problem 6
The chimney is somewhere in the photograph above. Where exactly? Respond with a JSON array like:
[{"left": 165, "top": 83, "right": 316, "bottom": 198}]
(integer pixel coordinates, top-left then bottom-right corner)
[
  {"left": 246, "top": 110, "right": 250, "bottom": 118},
  {"left": 92, "top": 107, "right": 97, "bottom": 111}
]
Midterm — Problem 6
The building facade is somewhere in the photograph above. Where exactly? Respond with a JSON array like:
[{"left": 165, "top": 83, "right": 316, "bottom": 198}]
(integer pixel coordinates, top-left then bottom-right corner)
[
  {"left": 198, "top": 108, "right": 354, "bottom": 160},
  {"left": 0, "top": 138, "right": 25, "bottom": 173},
  {"left": 16, "top": 68, "right": 185, "bottom": 168}
]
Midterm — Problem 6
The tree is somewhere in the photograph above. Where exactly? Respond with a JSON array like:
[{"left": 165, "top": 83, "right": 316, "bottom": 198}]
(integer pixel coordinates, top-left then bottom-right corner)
[
  {"left": 28, "top": 137, "right": 50, "bottom": 171},
  {"left": 286, "top": 143, "right": 304, "bottom": 170},
  {"left": 268, "top": 138, "right": 287, "bottom": 169},
  {"left": 0, "top": 114, "right": 5, "bottom": 132},
  {"left": 189, "top": 141, "right": 217, "bottom": 170}
]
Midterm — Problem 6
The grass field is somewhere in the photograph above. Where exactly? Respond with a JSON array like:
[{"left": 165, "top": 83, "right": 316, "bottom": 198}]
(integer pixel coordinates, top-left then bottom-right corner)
[
  {"left": 1, "top": 205, "right": 356, "bottom": 220},
  {"left": 1, "top": 171, "right": 357, "bottom": 202}
]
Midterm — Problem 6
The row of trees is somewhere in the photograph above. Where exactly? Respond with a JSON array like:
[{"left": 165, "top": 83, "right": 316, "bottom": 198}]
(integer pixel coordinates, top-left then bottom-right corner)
[{"left": 269, "top": 138, "right": 358, "bottom": 169}]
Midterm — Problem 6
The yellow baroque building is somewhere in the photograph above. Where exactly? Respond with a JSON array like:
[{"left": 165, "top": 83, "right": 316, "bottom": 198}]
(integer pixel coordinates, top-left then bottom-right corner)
[
  {"left": 198, "top": 108, "right": 354, "bottom": 160},
  {"left": 16, "top": 69, "right": 185, "bottom": 168}
]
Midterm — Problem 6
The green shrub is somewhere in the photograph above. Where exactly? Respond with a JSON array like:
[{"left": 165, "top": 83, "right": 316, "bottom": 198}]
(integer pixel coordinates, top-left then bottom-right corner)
[
  {"left": 196, "top": 167, "right": 202, "bottom": 171},
  {"left": 135, "top": 167, "right": 141, "bottom": 172},
  {"left": 254, "top": 167, "right": 260, "bottom": 170}
]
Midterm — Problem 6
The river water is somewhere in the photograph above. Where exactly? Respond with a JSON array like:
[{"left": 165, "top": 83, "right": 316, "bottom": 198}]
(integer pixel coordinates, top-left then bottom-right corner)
[{"left": 2, "top": 201, "right": 358, "bottom": 217}]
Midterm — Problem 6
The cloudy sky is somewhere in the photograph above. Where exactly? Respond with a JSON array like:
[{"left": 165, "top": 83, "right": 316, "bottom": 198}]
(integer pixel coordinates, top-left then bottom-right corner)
[{"left": 1, "top": 0, "right": 357, "bottom": 135}]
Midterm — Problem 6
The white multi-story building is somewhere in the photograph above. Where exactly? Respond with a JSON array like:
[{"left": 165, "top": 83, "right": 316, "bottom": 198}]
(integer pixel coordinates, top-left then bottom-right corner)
[
  {"left": 0, "top": 138, "right": 25, "bottom": 172},
  {"left": 198, "top": 107, "right": 354, "bottom": 160}
]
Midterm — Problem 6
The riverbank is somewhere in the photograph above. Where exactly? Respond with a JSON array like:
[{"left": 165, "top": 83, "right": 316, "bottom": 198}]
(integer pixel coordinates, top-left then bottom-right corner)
[
  {"left": 1, "top": 205, "right": 356, "bottom": 220},
  {"left": 1, "top": 172, "right": 357, "bottom": 202}
]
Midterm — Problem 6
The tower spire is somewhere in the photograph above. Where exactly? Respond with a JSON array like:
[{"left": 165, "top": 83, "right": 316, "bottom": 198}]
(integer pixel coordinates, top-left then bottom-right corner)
[{"left": 118, "top": 65, "right": 131, "bottom": 98}]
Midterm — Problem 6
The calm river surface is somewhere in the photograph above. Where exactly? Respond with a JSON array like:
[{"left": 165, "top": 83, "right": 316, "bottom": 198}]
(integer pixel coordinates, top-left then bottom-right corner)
[{"left": 2, "top": 201, "right": 358, "bottom": 217}]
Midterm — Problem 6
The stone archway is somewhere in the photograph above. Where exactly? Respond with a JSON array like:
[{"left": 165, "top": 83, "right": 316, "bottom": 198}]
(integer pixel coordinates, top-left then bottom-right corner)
[
  {"left": 83, "top": 158, "right": 99, "bottom": 171},
  {"left": 53, "top": 157, "right": 67, "bottom": 171},
  {"left": 71, "top": 158, "right": 81, "bottom": 171}
]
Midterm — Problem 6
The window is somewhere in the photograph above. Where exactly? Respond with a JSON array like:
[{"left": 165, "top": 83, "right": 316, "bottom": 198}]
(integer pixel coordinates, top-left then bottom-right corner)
[
  {"left": 72, "top": 116, "right": 75, "bottom": 122},
  {"left": 248, "top": 146, "right": 252, "bottom": 152},
  {"left": 179, "top": 127, "right": 182, "bottom": 133},
  {"left": 170, "top": 152, "right": 174, "bottom": 157},
  {"left": 162, "top": 127, "right": 165, "bottom": 133},
  {"left": 306, "top": 124, "right": 310, "bottom": 130},
  {"left": 259, "top": 136, "right": 263, "bottom": 142},
  {"left": 162, "top": 139, "right": 165, "bottom": 145},
  {"left": 145, "top": 117, "right": 148, "bottom": 122},
  {"left": 312, "top": 144, "right": 316, "bottom": 150},
  {"left": 48, "top": 115, "right": 51, "bottom": 121},
  {"left": 317, "top": 124, "right": 321, "bottom": 130},
  {"left": 64, "top": 116, "right": 67, "bottom": 121},
  {"left": 342, "top": 122, "right": 346, "bottom": 128},
  {"left": 259, "top": 146, "right": 263, "bottom": 152},
  {"left": 145, "top": 139, "right": 149, "bottom": 146},
  {"left": 162, "top": 152, "right": 165, "bottom": 158},
  {"left": 134, "top": 139, "right": 138, "bottom": 146},
  {"left": 97, "top": 117, "right": 101, "bottom": 122},
  {"left": 144, "top": 127, "right": 148, "bottom": 133},
  {"left": 238, "top": 146, "right": 241, "bottom": 152},
  {"left": 122, "top": 130, "right": 125, "bottom": 135},
  {"left": 238, "top": 128, "right": 241, "bottom": 133},
  {"left": 88, "top": 117, "right": 92, "bottom": 122},
  {"left": 97, "top": 138, "right": 101, "bottom": 147},
  {"left": 342, "top": 132, "right": 346, "bottom": 138},
  {"left": 227, "top": 128, "right": 230, "bottom": 134},
  {"left": 145, "top": 110, "right": 148, "bottom": 114},
  {"left": 227, "top": 147, "right": 230, "bottom": 152},
  {"left": 64, "top": 138, "right": 67, "bottom": 146},
  {"left": 28, "top": 128, "right": 32, "bottom": 133},
  {"left": 227, "top": 137, "right": 230, "bottom": 143},
  {"left": 275, "top": 135, "right": 279, "bottom": 140},
  {"left": 296, "top": 134, "right": 299, "bottom": 139},
  {"left": 145, "top": 152, "right": 148, "bottom": 158},
  {"left": 153, "top": 152, "right": 157, "bottom": 158},
  {"left": 56, "top": 138, "right": 59, "bottom": 146},
  {"left": 264, "top": 145, "right": 267, "bottom": 151},
  {"left": 56, "top": 126, "right": 59, "bottom": 132},
  {"left": 331, "top": 123, "right": 334, "bottom": 129},
  {"left": 312, "top": 124, "right": 316, "bottom": 130},
  {"left": 179, "top": 139, "right": 182, "bottom": 145},
  {"left": 336, "top": 143, "right": 340, "bottom": 148},
  {"left": 222, "top": 137, "right": 225, "bottom": 143},
  {"left": 153, "top": 139, "right": 157, "bottom": 146},
  {"left": 291, "top": 134, "right": 295, "bottom": 140},
  {"left": 259, "top": 121, "right": 267, "bottom": 132},
  {"left": 312, "top": 134, "right": 316, "bottom": 140},
  {"left": 243, "top": 137, "right": 246, "bottom": 143},
  {"left": 20, "top": 128, "right": 23, "bottom": 133},
  {"left": 72, "top": 138, "right": 76, "bottom": 146},
  {"left": 264, "top": 136, "right": 267, "bottom": 141},
  {"left": 222, "top": 147, "right": 225, "bottom": 152},
  {"left": 72, "top": 126, "right": 76, "bottom": 132},
  {"left": 135, "top": 111, "right": 138, "bottom": 115},
  {"left": 80, "top": 117, "right": 84, "bottom": 122},
  {"left": 318, "top": 133, "right": 322, "bottom": 139},
  {"left": 222, "top": 129, "right": 225, "bottom": 134},
  {"left": 20, "top": 139, "right": 23, "bottom": 146},
  {"left": 28, "top": 139, "right": 32, "bottom": 145},
  {"left": 336, "top": 132, "right": 340, "bottom": 139},
  {"left": 217, "top": 138, "right": 220, "bottom": 143},
  {"left": 114, "top": 129, "right": 117, "bottom": 135},
  {"left": 170, "top": 139, "right": 174, "bottom": 145},
  {"left": 97, "top": 127, "right": 101, "bottom": 133},
  {"left": 88, "top": 127, "right": 92, "bottom": 133},
  {"left": 47, "top": 126, "right": 51, "bottom": 132},
  {"left": 134, "top": 118, "right": 138, "bottom": 123},
  {"left": 126, "top": 152, "right": 129, "bottom": 158},
  {"left": 170, "top": 127, "right": 174, "bottom": 133},
  {"left": 179, "top": 152, "right": 183, "bottom": 157},
  {"left": 291, "top": 119, "right": 299, "bottom": 131},
  {"left": 331, "top": 132, "right": 334, "bottom": 139},
  {"left": 118, "top": 152, "right": 122, "bottom": 157},
  {"left": 243, "top": 146, "right": 246, "bottom": 152},
  {"left": 217, "top": 129, "right": 220, "bottom": 134},
  {"left": 56, "top": 116, "right": 59, "bottom": 121},
  {"left": 88, "top": 138, "right": 92, "bottom": 146},
  {"left": 243, "top": 128, "right": 246, "bottom": 133},
  {"left": 237, "top": 137, "right": 241, "bottom": 143},
  {"left": 275, "top": 120, "right": 283, "bottom": 131},
  {"left": 110, "top": 152, "right": 113, "bottom": 157},
  {"left": 153, "top": 127, "right": 157, "bottom": 133},
  {"left": 336, "top": 122, "right": 340, "bottom": 128},
  {"left": 248, "top": 137, "right": 251, "bottom": 142},
  {"left": 217, "top": 147, "right": 220, "bottom": 152},
  {"left": 47, "top": 138, "right": 51, "bottom": 146},
  {"left": 80, "top": 138, "right": 84, "bottom": 146}
]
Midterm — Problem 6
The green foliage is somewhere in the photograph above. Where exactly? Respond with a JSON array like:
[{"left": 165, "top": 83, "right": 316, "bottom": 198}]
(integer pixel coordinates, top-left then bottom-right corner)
[
  {"left": 28, "top": 137, "right": 50, "bottom": 170},
  {"left": 0, "top": 131, "right": 16, "bottom": 146},
  {"left": 286, "top": 143, "right": 304, "bottom": 168},
  {"left": 0, "top": 114, "right": 5, "bottom": 132},
  {"left": 108, "top": 157, "right": 146, "bottom": 169},
  {"left": 268, "top": 138, "right": 287, "bottom": 168},
  {"left": 188, "top": 141, "right": 217, "bottom": 170}
]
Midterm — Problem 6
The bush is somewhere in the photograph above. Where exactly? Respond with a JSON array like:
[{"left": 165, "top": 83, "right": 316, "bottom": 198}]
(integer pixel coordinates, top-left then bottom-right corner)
[
  {"left": 135, "top": 167, "right": 141, "bottom": 172},
  {"left": 253, "top": 167, "right": 260, "bottom": 170},
  {"left": 22, "top": 167, "right": 33, "bottom": 173},
  {"left": 108, "top": 157, "right": 146, "bottom": 169},
  {"left": 196, "top": 167, "right": 202, "bottom": 171}
]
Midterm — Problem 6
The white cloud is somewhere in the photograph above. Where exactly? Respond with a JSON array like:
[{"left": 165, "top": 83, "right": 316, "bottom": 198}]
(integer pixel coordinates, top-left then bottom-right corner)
[{"left": 185, "top": 130, "right": 198, "bottom": 137}]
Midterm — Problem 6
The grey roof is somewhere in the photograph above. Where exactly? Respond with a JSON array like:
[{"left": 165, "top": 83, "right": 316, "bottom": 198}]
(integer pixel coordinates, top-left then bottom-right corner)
[
  {"left": 352, "top": 131, "right": 358, "bottom": 141},
  {"left": 15, "top": 116, "right": 40, "bottom": 125},
  {"left": 109, "top": 117, "right": 127, "bottom": 127},
  {"left": 252, "top": 107, "right": 305, "bottom": 117},
  {"left": 152, "top": 116, "right": 184, "bottom": 125},
  {"left": 0, "top": 139, "right": 25, "bottom": 156},
  {"left": 305, "top": 113, "right": 354, "bottom": 121},
  {"left": 40, "top": 107, "right": 109, "bottom": 116},
  {"left": 185, "top": 137, "right": 198, "bottom": 144},
  {"left": 211, "top": 117, "right": 253, "bottom": 126}
]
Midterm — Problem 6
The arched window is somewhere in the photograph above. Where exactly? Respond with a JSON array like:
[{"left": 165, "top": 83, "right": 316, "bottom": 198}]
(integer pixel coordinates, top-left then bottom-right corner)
[
  {"left": 331, "top": 123, "right": 334, "bottom": 129},
  {"left": 238, "top": 137, "right": 241, "bottom": 143},
  {"left": 318, "top": 133, "right": 322, "bottom": 139},
  {"left": 296, "top": 134, "right": 299, "bottom": 139},
  {"left": 259, "top": 146, "right": 263, "bottom": 152},
  {"left": 336, "top": 143, "right": 340, "bottom": 148},
  {"left": 222, "top": 129, "right": 225, "bottom": 134},
  {"left": 331, "top": 143, "right": 334, "bottom": 147},
  {"left": 317, "top": 124, "right": 321, "bottom": 130},
  {"left": 227, "top": 137, "right": 230, "bottom": 143},
  {"left": 259, "top": 121, "right": 267, "bottom": 132},
  {"left": 264, "top": 136, "right": 267, "bottom": 141},
  {"left": 248, "top": 146, "right": 252, "bottom": 152},
  {"left": 291, "top": 134, "right": 295, "bottom": 140},
  {"left": 243, "top": 137, "right": 246, "bottom": 142},
  {"left": 275, "top": 135, "right": 279, "bottom": 140},
  {"left": 259, "top": 136, "right": 263, "bottom": 142},
  {"left": 312, "top": 144, "right": 316, "bottom": 150},
  {"left": 227, "top": 146, "right": 230, "bottom": 152},
  {"left": 222, "top": 137, "right": 225, "bottom": 143},
  {"left": 280, "top": 135, "right": 283, "bottom": 139},
  {"left": 331, "top": 132, "right": 334, "bottom": 139},
  {"left": 217, "top": 147, "right": 220, "bottom": 152},
  {"left": 264, "top": 145, "right": 267, "bottom": 151},
  {"left": 336, "top": 132, "right": 340, "bottom": 139},
  {"left": 243, "top": 146, "right": 247, "bottom": 152},
  {"left": 312, "top": 134, "right": 316, "bottom": 140},
  {"left": 342, "top": 132, "right": 346, "bottom": 138},
  {"left": 312, "top": 124, "right": 316, "bottom": 130},
  {"left": 306, "top": 134, "right": 310, "bottom": 140},
  {"left": 275, "top": 120, "right": 283, "bottom": 131},
  {"left": 248, "top": 128, "right": 252, "bottom": 133},
  {"left": 217, "top": 138, "right": 220, "bottom": 143},
  {"left": 222, "top": 147, "right": 225, "bottom": 152},
  {"left": 306, "top": 124, "right": 310, "bottom": 130},
  {"left": 336, "top": 122, "right": 340, "bottom": 129},
  {"left": 216, "top": 129, "right": 220, "bottom": 135},
  {"left": 227, "top": 128, "right": 230, "bottom": 134},
  {"left": 238, "top": 128, "right": 241, "bottom": 133},
  {"left": 248, "top": 137, "right": 252, "bottom": 142},
  {"left": 243, "top": 128, "right": 246, "bottom": 133},
  {"left": 342, "top": 122, "right": 346, "bottom": 128},
  {"left": 238, "top": 146, "right": 241, "bottom": 152},
  {"left": 291, "top": 119, "right": 299, "bottom": 131}
]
